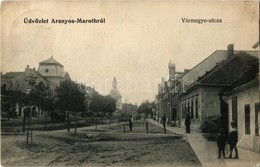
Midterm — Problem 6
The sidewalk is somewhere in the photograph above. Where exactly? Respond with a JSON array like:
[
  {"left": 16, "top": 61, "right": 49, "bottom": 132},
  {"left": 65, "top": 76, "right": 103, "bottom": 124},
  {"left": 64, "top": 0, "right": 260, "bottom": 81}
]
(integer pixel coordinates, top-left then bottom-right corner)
[{"left": 148, "top": 119, "right": 260, "bottom": 167}]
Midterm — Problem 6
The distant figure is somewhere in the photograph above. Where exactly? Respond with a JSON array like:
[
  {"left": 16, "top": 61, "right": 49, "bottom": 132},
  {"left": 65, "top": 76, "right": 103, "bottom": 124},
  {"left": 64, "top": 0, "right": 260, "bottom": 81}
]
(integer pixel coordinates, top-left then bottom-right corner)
[
  {"left": 217, "top": 128, "right": 226, "bottom": 159},
  {"left": 228, "top": 121, "right": 239, "bottom": 159},
  {"left": 185, "top": 111, "right": 191, "bottom": 133},
  {"left": 162, "top": 115, "right": 166, "bottom": 127},
  {"left": 153, "top": 116, "right": 156, "bottom": 121},
  {"left": 129, "top": 116, "right": 133, "bottom": 131},
  {"left": 162, "top": 115, "right": 167, "bottom": 134}
]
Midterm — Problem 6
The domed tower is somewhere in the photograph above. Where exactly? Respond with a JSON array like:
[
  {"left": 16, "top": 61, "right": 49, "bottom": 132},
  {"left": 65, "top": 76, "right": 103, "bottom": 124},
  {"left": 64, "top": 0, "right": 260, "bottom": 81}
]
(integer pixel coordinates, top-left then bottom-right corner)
[
  {"left": 168, "top": 61, "right": 176, "bottom": 79},
  {"left": 37, "top": 56, "right": 70, "bottom": 86}
]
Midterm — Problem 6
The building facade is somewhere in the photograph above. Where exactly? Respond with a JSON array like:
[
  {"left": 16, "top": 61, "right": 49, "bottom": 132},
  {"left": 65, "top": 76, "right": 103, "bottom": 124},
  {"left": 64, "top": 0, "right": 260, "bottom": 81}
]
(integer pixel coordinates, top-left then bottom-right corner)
[
  {"left": 179, "top": 49, "right": 258, "bottom": 131},
  {"left": 220, "top": 56, "right": 259, "bottom": 153},
  {"left": 1, "top": 56, "right": 70, "bottom": 117},
  {"left": 157, "top": 44, "right": 259, "bottom": 133}
]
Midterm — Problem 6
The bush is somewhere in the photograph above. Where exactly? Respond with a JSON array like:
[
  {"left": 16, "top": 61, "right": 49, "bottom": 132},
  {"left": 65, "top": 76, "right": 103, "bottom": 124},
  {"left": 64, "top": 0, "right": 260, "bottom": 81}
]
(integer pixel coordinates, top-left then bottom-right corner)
[{"left": 200, "top": 115, "right": 221, "bottom": 133}]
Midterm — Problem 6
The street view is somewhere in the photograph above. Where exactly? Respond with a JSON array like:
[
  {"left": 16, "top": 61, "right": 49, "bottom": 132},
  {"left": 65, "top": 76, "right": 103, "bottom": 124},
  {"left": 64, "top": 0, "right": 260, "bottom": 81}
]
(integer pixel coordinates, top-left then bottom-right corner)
[{"left": 1, "top": 1, "right": 260, "bottom": 167}]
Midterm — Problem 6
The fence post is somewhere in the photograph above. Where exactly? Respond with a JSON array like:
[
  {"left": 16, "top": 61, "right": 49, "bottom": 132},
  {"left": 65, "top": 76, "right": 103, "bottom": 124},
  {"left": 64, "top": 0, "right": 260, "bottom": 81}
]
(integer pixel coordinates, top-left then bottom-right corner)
[
  {"left": 146, "top": 122, "right": 148, "bottom": 133},
  {"left": 95, "top": 118, "right": 97, "bottom": 131}
]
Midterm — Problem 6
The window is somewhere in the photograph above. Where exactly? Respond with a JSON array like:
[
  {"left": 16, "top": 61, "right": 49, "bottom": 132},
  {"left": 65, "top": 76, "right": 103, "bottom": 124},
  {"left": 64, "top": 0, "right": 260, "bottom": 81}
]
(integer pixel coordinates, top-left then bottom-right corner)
[
  {"left": 191, "top": 100, "right": 194, "bottom": 119},
  {"left": 182, "top": 103, "right": 185, "bottom": 119},
  {"left": 2, "top": 84, "right": 6, "bottom": 91},
  {"left": 187, "top": 101, "right": 190, "bottom": 116},
  {"left": 245, "top": 104, "right": 250, "bottom": 135},
  {"left": 195, "top": 98, "right": 199, "bottom": 119},
  {"left": 45, "top": 69, "right": 49, "bottom": 73},
  {"left": 255, "top": 103, "right": 260, "bottom": 136},
  {"left": 232, "top": 97, "right": 238, "bottom": 123}
]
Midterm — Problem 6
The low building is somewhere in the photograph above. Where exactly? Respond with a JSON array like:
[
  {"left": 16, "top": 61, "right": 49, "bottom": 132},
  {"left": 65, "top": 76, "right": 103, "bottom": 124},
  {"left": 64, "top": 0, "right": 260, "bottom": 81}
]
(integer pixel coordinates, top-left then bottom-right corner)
[
  {"left": 179, "top": 50, "right": 258, "bottom": 132},
  {"left": 220, "top": 62, "right": 259, "bottom": 153}
]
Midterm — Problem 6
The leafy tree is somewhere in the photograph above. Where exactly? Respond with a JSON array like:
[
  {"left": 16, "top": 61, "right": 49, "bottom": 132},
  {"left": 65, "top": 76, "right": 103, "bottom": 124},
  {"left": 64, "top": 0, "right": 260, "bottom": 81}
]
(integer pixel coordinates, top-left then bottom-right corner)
[
  {"left": 56, "top": 80, "right": 86, "bottom": 133},
  {"left": 1, "top": 86, "right": 25, "bottom": 119},
  {"left": 137, "top": 100, "right": 153, "bottom": 118},
  {"left": 122, "top": 103, "right": 138, "bottom": 116},
  {"left": 89, "top": 94, "right": 116, "bottom": 116}
]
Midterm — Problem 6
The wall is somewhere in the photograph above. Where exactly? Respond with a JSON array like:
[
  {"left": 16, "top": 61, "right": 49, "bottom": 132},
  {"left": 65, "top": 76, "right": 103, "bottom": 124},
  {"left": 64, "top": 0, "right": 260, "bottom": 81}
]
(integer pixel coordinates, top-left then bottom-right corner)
[
  {"left": 226, "top": 79, "right": 260, "bottom": 153},
  {"left": 180, "top": 88, "right": 201, "bottom": 131},
  {"left": 200, "top": 87, "right": 222, "bottom": 120},
  {"left": 37, "top": 64, "right": 64, "bottom": 77}
]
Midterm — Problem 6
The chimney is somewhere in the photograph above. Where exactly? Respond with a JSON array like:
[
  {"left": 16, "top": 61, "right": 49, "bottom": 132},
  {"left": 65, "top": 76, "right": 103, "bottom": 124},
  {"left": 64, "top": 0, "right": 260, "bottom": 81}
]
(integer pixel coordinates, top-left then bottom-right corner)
[{"left": 227, "top": 44, "right": 234, "bottom": 59}]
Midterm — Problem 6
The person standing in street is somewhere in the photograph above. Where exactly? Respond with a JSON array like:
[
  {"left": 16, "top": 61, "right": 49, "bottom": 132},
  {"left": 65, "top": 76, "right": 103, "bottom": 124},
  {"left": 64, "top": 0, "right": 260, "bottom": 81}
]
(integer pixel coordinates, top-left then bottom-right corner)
[
  {"left": 228, "top": 121, "right": 239, "bottom": 159},
  {"left": 217, "top": 128, "right": 227, "bottom": 159},
  {"left": 162, "top": 114, "right": 166, "bottom": 134},
  {"left": 185, "top": 111, "right": 191, "bottom": 133},
  {"left": 129, "top": 116, "right": 133, "bottom": 131}
]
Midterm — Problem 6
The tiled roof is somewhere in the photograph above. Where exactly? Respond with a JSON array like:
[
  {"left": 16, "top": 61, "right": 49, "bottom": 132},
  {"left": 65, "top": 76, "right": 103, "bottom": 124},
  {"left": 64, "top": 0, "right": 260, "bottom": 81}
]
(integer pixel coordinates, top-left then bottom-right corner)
[
  {"left": 198, "top": 51, "right": 259, "bottom": 85},
  {"left": 181, "top": 50, "right": 258, "bottom": 87},
  {"left": 39, "top": 56, "right": 64, "bottom": 68},
  {"left": 1, "top": 72, "right": 23, "bottom": 78}
]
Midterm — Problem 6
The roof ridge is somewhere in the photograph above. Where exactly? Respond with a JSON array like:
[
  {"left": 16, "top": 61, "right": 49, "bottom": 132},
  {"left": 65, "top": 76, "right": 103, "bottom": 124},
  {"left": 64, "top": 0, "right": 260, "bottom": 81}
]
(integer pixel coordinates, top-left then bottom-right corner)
[
  {"left": 180, "top": 50, "right": 223, "bottom": 78},
  {"left": 39, "top": 57, "right": 64, "bottom": 67},
  {"left": 198, "top": 51, "right": 258, "bottom": 83},
  {"left": 180, "top": 50, "right": 258, "bottom": 79}
]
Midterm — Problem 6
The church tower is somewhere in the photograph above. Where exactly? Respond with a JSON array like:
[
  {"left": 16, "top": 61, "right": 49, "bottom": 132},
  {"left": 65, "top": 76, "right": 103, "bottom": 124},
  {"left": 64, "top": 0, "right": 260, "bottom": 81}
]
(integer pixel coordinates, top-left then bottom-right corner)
[
  {"left": 109, "top": 77, "right": 122, "bottom": 110},
  {"left": 112, "top": 77, "right": 117, "bottom": 91},
  {"left": 168, "top": 61, "right": 176, "bottom": 79}
]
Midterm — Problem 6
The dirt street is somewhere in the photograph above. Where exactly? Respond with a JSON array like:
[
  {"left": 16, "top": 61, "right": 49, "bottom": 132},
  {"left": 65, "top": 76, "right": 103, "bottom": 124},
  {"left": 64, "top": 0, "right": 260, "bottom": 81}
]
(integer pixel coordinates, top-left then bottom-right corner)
[{"left": 1, "top": 122, "right": 201, "bottom": 166}]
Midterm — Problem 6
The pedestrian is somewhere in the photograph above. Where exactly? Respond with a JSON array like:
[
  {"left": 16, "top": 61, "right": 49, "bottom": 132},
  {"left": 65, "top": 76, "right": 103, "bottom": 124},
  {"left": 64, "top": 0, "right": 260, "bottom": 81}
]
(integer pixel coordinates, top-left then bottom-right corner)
[
  {"left": 185, "top": 111, "right": 191, "bottom": 133},
  {"left": 162, "top": 115, "right": 166, "bottom": 127},
  {"left": 129, "top": 116, "right": 133, "bottom": 131},
  {"left": 228, "top": 121, "right": 239, "bottom": 159},
  {"left": 153, "top": 115, "right": 156, "bottom": 121},
  {"left": 162, "top": 114, "right": 166, "bottom": 134},
  {"left": 217, "top": 128, "right": 226, "bottom": 159}
]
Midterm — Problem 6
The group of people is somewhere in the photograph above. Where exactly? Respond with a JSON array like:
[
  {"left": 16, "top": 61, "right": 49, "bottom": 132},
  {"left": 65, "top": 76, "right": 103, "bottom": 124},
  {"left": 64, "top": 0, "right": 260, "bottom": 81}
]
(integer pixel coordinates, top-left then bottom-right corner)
[
  {"left": 184, "top": 111, "right": 239, "bottom": 159},
  {"left": 155, "top": 113, "right": 239, "bottom": 160},
  {"left": 217, "top": 121, "right": 239, "bottom": 159}
]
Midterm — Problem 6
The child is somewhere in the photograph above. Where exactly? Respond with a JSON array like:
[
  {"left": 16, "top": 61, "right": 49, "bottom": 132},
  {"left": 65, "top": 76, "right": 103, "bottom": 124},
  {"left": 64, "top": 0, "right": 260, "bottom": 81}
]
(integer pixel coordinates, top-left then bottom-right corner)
[{"left": 217, "top": 128, "right": 226, "bottom": 159}]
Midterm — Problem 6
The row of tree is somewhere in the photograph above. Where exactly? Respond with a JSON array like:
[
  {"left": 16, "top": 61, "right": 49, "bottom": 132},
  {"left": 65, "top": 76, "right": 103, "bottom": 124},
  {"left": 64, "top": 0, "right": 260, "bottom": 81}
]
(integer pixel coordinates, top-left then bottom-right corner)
[
  {"left": 2, "top": 74, "right": 159, "bottom": 125},
  {"left": 1, "top": 75, "right": 117, "bottom": 123}
]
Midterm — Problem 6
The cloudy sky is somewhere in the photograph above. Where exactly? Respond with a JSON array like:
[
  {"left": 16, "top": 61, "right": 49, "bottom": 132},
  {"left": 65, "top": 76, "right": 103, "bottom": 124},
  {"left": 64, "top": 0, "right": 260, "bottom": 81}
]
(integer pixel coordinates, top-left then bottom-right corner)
[{"left": 1, "top": 1, "right": 259, "bottom": 104}]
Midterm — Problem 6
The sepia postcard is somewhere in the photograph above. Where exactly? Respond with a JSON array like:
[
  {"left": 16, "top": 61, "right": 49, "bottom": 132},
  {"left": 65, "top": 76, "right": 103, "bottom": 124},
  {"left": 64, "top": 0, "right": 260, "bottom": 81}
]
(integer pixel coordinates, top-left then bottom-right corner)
[{"left": 1, "top": 0, "right": 259, "bottom": 167}]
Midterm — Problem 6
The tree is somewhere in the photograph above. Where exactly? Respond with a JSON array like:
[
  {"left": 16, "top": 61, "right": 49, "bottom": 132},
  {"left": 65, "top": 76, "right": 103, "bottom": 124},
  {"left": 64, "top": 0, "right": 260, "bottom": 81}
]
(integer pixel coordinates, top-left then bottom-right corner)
[
  {"left": 122, "top": 103, "right": 138, "bottom": 116},
  {"left": 56, "top": 80, "right": 86, "bottom": 133},
  {"left": 1, "top": 86, "right": 25, "bottom": 119},
  {"left": 89, "top": 94, "right": 116, "bottom": 116},
  {"left": 34, "top": 82, "right": 54, "bottom": 127},
  {"left": 137, "top": 100, "right": 153, "bottom": 118}
]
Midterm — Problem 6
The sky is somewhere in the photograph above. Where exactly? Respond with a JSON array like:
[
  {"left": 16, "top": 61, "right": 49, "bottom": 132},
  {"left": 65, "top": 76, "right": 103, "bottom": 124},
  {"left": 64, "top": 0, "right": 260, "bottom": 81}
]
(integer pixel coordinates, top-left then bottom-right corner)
[{"left": 1, "top": 1, "right": 259, "bottom": 104}]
